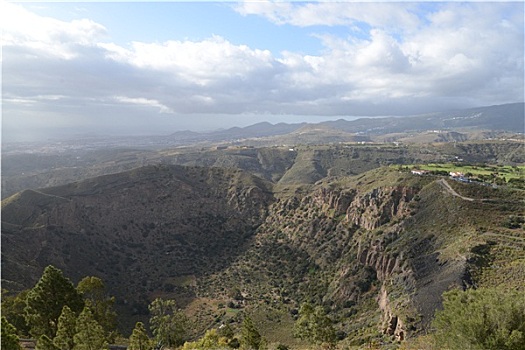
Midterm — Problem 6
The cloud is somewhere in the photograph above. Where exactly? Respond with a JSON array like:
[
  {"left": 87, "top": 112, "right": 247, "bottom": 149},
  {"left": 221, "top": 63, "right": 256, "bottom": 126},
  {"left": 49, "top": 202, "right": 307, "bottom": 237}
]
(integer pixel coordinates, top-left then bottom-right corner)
[
  {"left": 1, "top": 1, "right": 107, "bottom": 59},
  {"left": 234, "top": 1, "right": 421, "bottom": 30},
  {"left": 1, "top": 1, "right": 523, "bottom": 141},
  {"left": 113, "top": 96, "right": 174, "bottom": 114},
  {"left": 101, "top": 36, "right": 275, "bottom": 87}
]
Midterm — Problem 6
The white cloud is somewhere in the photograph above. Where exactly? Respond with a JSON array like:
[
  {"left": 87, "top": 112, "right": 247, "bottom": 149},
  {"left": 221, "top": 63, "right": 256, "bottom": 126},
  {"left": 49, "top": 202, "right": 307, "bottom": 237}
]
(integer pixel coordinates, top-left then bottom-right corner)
[
  {"left": 2, "top": 1, "right": 523, "bottom": 140},
  {"left": 1, "top": 1, "right": 107, "bottom": 59},
  {"left": 102, "top": 36, "right": 275, "bottom": 86},
  {"left": 113, "top": 96, "right": 174, "bottom": 114},
  {"left": 234, "top": 1, "right": 421, "bottom": 30}
]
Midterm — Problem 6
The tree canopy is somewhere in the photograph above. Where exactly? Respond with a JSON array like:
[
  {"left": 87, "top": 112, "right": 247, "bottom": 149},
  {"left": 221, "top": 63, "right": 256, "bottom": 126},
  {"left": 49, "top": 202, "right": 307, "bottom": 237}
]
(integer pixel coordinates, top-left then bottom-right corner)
[
  {"left": 1, "top": 289, "right": 31, "bottom": 337},
  {"left": 76, "top": 276, "right": 117, "bottom": 342},
  {"left": 241, "top": 316, "right": 262, "bottom": 350},
  {"left": 1, "top": 317, "right": 22, "bottom": 350},
  {"left": 73, "top": 307, "right": 108, "bottom": 350},
  {"left": 432, "top": 287, "right": 525, "bottom": 350},
  {"left": 53, "top": 306, "right": 77, "bottom": 350},
  {"left": 149, "top": 298, "right": 189, "bottom": 347},
  {"left": 293, "top": 303, "right": 336, "bottom": 346},
  {"left": 25, "top": 265, "right": 84, "bottom": 339},
  {"left": 128, "top": 322, "right": 153, "bottom": 350}
]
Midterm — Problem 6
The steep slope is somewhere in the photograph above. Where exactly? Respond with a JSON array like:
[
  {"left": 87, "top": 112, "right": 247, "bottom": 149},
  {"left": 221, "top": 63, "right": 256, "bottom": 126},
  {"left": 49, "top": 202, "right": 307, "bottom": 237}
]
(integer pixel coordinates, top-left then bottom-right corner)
[
  {"left": 198, "top": 168, "right": 524, "bottom": 345},
  {"left": 1, "top": 164, "right": 274, "bottom": 329},
  {"left": 2, "top": 164, "right": 523, "bottom": 346}
]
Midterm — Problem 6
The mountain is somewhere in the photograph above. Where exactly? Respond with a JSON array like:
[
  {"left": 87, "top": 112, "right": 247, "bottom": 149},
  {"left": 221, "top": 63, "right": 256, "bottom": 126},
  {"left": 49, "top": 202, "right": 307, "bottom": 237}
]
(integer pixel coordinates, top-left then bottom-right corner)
[
  {"left": 2, "top": 156, "right": 524, "bottom": 345},
  {"left": 1, "top": 165, "right": 274, "bottom": 330},
  {"left": 150, "top": 102, "right": 525, "bottom": 147},
  {"left": 320, "top": 102, "right": 525, "bottom": 135}
]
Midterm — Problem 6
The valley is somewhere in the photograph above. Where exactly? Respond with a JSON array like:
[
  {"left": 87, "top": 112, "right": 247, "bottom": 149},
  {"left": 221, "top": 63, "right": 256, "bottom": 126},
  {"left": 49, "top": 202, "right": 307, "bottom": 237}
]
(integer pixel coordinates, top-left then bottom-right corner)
[{"left": 2, "top": 103, "right": 524, "bottom": 349}]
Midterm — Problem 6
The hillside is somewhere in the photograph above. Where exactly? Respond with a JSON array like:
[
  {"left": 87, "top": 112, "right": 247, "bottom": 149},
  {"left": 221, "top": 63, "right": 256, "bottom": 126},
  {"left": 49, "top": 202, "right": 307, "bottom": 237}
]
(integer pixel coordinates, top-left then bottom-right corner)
[
  {"left": 3, "top": 140, "right": 523, "bottom": 198},
  {"left": 2, "top": 160, "right": 524, "bottom": 346},
  {"left": 198, "top": 167, "right": 524, "bottom": 345},
  {"left": 1, "top": 165, "right": 274, "bottom": 330}
]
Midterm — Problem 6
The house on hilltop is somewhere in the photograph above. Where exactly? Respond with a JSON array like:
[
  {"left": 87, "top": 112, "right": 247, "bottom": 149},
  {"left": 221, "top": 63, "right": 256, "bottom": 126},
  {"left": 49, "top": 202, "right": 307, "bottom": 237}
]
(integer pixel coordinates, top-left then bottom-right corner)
[{"left": 449, "top": 171, "right": 464, "bottom": 178}]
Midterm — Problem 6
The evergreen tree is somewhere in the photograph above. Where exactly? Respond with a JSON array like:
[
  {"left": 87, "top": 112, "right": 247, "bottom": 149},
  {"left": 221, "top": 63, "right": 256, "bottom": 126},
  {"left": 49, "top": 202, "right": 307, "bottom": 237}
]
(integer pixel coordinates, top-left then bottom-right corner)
[
  {"left": 36, "top": 335, "right": 59, "bottom": 350},
  {"left": 128, "top": 322, "right": 153, "bottom": 350},
  {"left": 433, "top": 287, "right": 525, "bottom": 350},
  {"left": 53, "top": 306, "right": 77, "bottom": 350},
  {"left": 1, "top": 289, "right": 31, "bottom": 336},
  {"left": 1, "top": 317, "right": 22, "bottom": 350},
  {"left": 73, "top": 307, "right": 108, "bottom": 350},
  {"left": 293, "top": 303, "right": 336, "bottom": 346},
  {"left": 25, "top": 265, "right": 84, "bottom": 339},
  {"left": 148, "top": 298, "right": 189, "bottom": 347},
  {"left": 76, "top": 276, "right": 117, "bottom": 342},
  {"left": 240, "top": 316, "right": 261, "bottom": 350},
  {"left": 293, "top": 303, "right": 314, "bottom": 340},
  {"left": 311, "top": 306, "right": 336, "bottom": 345},
  {"left": 182, "top": 328, "right": 230, "bottom": 350}
]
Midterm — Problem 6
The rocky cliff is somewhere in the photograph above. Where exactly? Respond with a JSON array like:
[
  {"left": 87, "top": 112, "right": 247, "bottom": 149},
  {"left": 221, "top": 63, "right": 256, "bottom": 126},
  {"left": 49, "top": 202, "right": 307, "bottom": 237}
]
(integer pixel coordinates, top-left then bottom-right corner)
[{"left": 2, "top": 164, "right": 523, "bottom": 345}]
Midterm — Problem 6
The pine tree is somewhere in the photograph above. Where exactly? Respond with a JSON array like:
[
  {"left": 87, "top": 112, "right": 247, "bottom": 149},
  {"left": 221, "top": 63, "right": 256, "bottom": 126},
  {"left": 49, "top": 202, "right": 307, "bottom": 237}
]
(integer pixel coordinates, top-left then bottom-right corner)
[
  {"left": 73, "top": 307, "right": 108, "bottom": 350},
  {"left": 433, "top": 287, "right": 525, "bottom": 350},
  {"left": 25, "top": 265, "right": 84, "bottom": 339},
  {"left": 1, "top": 289, "right": 31, "bottom": 337},
  {"left": 293, "top": 303, "right": 336, "bottom": 346},
  {"left": 53, "top": 306, "right": 77, "bottom": 350},
  {"left": 76, "top": 276, "right": 117, "bottom": 342},
  {"left": 1, "top": 317, "right": 22, "bottom": 350},
  {"left": 182, "top": 328, "right": 230, "bottom": 350},
  {"left": 128, "top": 322, "right": 153, "bottom": 350},
  {"left": 148, "top": 298, "right": 189, "bottom": 347},
  {"left": 241, "top": 316, "right": 261, "bottom": 350},
  {"left": 293, "top": 303, "right": 314, "bottom": 340},
  {"left": 36, "top": 335, "right": 59, "bottom": 350}
]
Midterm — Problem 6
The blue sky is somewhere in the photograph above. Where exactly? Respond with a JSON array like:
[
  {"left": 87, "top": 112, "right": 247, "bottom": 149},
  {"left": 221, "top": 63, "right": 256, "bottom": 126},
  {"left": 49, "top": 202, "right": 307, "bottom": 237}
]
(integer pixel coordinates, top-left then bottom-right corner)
[
  {"left": 2, "top": 1, "right": 524, "bottom": 141},
  {"left": 20, "top": 2, "right": 352, "bottom": 55}
]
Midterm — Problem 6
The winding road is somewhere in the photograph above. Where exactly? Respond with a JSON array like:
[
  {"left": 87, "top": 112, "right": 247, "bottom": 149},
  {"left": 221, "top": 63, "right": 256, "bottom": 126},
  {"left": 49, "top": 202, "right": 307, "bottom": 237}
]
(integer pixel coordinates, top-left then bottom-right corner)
[{"left": 437, "top": 178, "right": 476, "bottom": 201}]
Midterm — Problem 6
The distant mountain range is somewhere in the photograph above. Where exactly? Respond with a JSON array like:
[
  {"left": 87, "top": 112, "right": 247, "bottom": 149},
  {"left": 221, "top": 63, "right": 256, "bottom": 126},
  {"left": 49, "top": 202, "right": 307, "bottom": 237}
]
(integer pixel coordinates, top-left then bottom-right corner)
[
  {"left": 3, "top": 103, "right": 522, "bottom": 153},
  {"left": 156, "top": 102, "right": 524, "bottom": 147}
]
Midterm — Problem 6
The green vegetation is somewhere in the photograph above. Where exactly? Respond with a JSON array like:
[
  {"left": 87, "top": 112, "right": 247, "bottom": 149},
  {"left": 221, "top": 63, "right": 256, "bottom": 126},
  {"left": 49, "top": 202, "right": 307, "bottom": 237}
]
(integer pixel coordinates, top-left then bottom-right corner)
[
  {"left": 53, "top": 306, "right": 77, "bottom": 350},
  {"left": 240, "top": 316, "right": 264, "bottom": 350},
  {"left": 73, "top": 307, "right": 108, "bottom": 350},
  {"left": 148, "top": 298, "right": 189, "bottom": 347},
  {"left": 1, "top": 317, "right": 22, "bottom": 350},
  {"left": 293, "top": 303, "right": 336, "bottom": 347},
  {"left": 1, "top": 290, "right": 30, "bottom": 336},
  {"left": 182, "top": 328, "right": 231, "bottom": 349},
  {"left": 2, "top": 139, "right": 524, "bottom": 349},
  {"left": 2, "top": 267, "right": 128, "bottom": 349},
  {"left": 76, "top": 276, "right": 117, "bottom": 343},
  {"left": 25, "top": 265, "right": 85, "bottom": 339},
  {"left": 415, "top": 163, "right": 525, "bottom": 184},
  {"left": 128, "top": 322, "right": 154, "bottom": 350},
  {"left": 432, "top": 287, "right": 525, "bottom": 350}
]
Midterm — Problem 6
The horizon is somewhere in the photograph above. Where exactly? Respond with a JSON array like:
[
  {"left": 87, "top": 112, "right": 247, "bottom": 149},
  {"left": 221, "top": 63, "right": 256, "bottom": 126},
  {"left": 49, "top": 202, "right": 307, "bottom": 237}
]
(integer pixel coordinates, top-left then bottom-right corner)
[{"left": 3, "top": 101, "right": 522, "bottom": 146}]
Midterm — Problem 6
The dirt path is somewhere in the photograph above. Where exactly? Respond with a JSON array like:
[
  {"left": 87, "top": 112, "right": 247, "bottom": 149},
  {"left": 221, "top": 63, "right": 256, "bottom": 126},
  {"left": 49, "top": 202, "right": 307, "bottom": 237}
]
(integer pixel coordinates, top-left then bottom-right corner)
[{"left": 437, "top": 178, "right": 476, "bottom": 201}]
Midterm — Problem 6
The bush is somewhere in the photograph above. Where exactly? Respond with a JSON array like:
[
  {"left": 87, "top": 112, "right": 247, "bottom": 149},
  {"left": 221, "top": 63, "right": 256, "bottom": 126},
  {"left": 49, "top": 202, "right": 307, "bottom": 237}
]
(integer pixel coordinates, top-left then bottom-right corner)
[{"left": 432, "top": 287, "right": 525, "bottom": 350}]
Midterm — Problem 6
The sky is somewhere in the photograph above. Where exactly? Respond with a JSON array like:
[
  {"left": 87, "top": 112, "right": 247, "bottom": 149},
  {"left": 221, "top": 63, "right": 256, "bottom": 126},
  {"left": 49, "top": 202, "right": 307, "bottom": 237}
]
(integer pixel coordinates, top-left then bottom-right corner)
[{"left": 1, "top": 1, "right": 524, "bottom": 142}]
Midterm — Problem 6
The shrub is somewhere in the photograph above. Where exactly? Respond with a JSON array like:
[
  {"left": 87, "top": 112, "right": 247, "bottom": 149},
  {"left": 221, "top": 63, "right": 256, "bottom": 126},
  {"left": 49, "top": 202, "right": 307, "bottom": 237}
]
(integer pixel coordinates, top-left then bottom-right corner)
[{"left": 432, "top": 287, "right": 525, "bottom": 350}]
